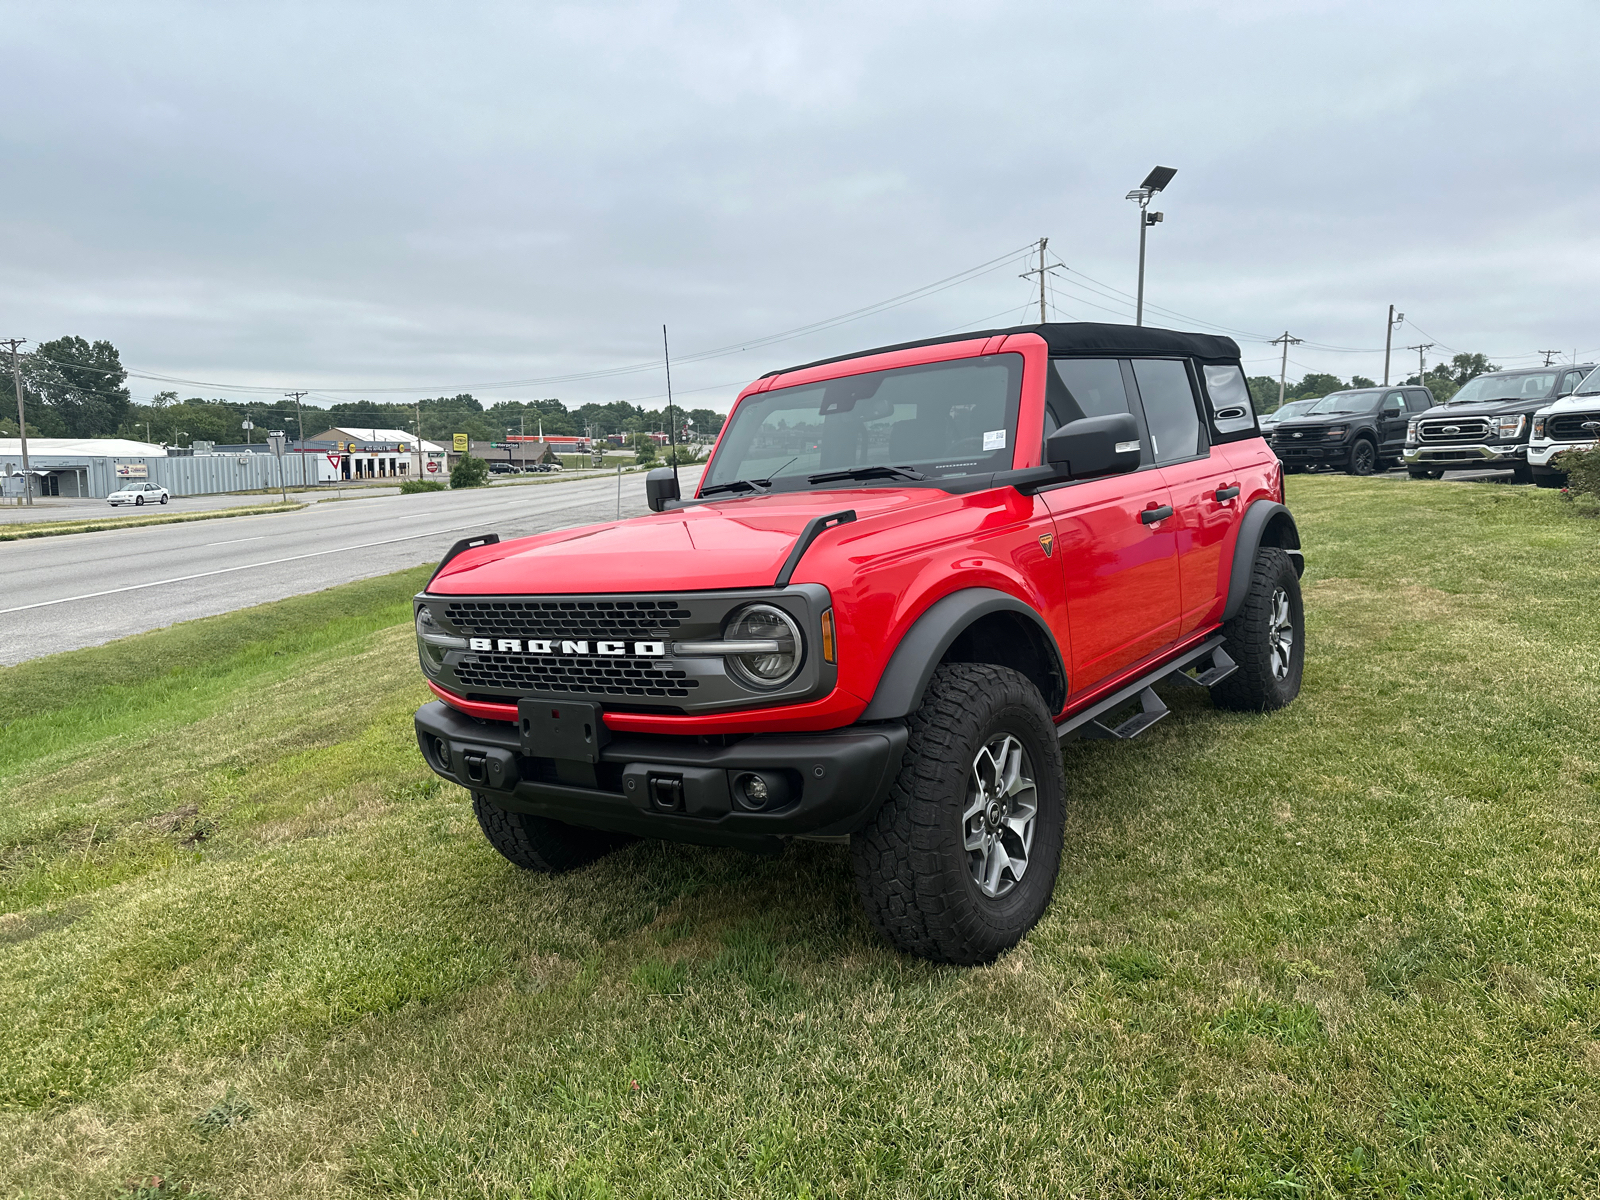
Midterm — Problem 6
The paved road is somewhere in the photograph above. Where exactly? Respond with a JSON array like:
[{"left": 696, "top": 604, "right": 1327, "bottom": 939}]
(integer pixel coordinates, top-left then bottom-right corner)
[{"left": 0, "top": 468, "right": 702, "bottom": 665}]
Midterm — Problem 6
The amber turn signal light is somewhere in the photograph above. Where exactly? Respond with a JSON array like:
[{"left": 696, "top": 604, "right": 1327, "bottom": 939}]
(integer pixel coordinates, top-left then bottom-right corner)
[{"left": 820, "top": 609, "right": 836, "bottom": 664}]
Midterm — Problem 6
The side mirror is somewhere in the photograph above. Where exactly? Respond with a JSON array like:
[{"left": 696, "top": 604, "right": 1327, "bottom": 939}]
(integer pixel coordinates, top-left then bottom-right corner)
[
  {"left": 644, "top": 467, "right": 680, "bottom": 512},
  {"left": 1044, "top": 412, "right": 1142, "bottom": 479}
]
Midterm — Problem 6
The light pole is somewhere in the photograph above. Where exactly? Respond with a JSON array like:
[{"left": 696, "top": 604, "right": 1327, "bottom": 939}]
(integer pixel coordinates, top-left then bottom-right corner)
[
  {"left": 1382, "top": 306, "right": 1405, "bottom": 385},
  {"left": 1125, "top": 166, "right": 1177, "bottom": 326}
]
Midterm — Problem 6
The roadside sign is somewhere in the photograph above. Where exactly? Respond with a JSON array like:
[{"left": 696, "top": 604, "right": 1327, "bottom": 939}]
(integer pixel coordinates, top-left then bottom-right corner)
[
  {"left": 453, "top": 433, "right": 469, "bottom": 452},
  {"left": 327, "top": 453, "right": 341, "bottom": 469},
  {"left": 267, "top": 431, "right": 286, "bottom": 457},
  {"left": 115, "top": 463, "right": 148, "bottom": 478},
  {"left": 426, "top": 461, "right": 440, "bottom": 473}
]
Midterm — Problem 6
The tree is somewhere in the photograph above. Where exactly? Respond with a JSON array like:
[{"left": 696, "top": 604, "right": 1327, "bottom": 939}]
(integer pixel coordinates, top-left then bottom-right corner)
[
  {"left": 633, "top": 438, "right": 657, "bottom": 465},
  {"left": 26, "top": 336, "right": 131, "bottom": 436},
  {"left": 450, "top": 453, "right": 489, "bottom": 489},
  {"left": 1287, "top": 373, "right": 1345, "bottom": 402},
  {"left": 1247, "top": 376, "right": 1282, "bottom": 412},
  {"left": 1350, "top": 375, "right": 1376, "bottom": 389},
  {"left": 686, "top": 408, "right": 724, "bottom": 439}
]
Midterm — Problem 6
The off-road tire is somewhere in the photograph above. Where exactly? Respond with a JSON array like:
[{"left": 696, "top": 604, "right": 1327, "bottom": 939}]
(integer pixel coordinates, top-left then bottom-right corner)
[
  {"left": 1348, "top": 438, "right": 1378, "bottom": 476},
  {"left": 851, "top": 663, "right": 1066, "bottom": 966},
  {"left": 1212, "top": 547, "right": 1304, "bottom": 713},
  {"left": 1534, "top": 471, "right": 1566, "bottom": 489},
  {"left": 472, "top": 793, "right": 630, "bottom": 872},
  {"left": 1512, "top": 463, "right": 1534, "bottom": 485}
]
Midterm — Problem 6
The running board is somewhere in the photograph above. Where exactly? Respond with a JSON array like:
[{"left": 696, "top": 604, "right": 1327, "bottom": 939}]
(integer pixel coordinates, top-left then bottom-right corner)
[{"left": 1057, "top": 636, "right": 1234, "bottom": 743}]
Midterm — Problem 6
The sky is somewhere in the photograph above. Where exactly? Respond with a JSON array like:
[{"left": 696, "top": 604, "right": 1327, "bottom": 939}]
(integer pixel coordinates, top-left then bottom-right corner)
[{"left": 5, "top": 0, "right": 1600, "bottom": 416}]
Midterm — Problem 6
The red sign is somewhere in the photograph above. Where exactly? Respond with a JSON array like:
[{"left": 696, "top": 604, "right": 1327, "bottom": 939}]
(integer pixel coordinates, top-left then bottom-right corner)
[
  {"left": 426, "top": 460, "right": 440, "bottom": 473},
  {"left": 327, "top": 453, "right": 341, "bottom": 469}
]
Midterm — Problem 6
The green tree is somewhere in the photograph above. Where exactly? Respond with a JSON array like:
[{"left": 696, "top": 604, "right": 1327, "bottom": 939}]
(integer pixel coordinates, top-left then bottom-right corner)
[
  {"left": 450, "top": 453, "right": 489, "bottom": 489},
  {"left": 686, "top": 408, "right": 724, "bottom": 439},
  {"left": 1350, "top": 375, "right": 1376, "bottom": 389},
  {"left": 25, "top": 336, "right": 131, "bottom": 436},
  {"left": 1248, "top": 376, "right": 1283, "bottom": 412},
  {"left": 1287, "top": 373, "right": 1345, "bottom": 402},
  {"left": 633, "top": 438, "right": 657, "bottom": 465}
]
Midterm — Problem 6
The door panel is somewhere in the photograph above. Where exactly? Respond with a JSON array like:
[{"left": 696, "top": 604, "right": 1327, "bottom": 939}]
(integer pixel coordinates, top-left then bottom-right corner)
[
  {"left": 1158, "top": 450, "right": 1239, "bottom": 636},
  {"left": 1043, "top": 475, "right": 1181, "bottom": 691},
  {"left": 1379, "top": 392, "right": 1409, "bottom": 459}
]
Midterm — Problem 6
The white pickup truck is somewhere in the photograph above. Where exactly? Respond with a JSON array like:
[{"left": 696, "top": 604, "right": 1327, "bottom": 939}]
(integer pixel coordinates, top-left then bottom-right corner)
[{"left": 1528, "top": 366, "right": 1600, "bottom": 488}]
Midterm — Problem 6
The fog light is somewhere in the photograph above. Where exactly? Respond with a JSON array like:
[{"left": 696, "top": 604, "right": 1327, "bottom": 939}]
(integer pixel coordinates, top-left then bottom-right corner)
[{"left": 740, "top": 773, "right": 769, "bottom": 808}]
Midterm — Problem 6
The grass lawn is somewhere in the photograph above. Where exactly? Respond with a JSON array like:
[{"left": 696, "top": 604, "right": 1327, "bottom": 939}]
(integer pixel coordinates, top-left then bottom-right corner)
[{"left": 1, "top": 475, "right": 1597, "bottom": 1198}]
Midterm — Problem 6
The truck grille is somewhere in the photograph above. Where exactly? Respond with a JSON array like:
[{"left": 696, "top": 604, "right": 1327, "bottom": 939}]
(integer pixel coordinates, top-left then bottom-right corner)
[
  {"left": 1548, "top": 411, "right": 1600, "bottom": 442},
  {"left": 1273, "top": 425, "right": 1330, "bottom": 441},
  {"left": 444, "top": 598, "right": 693, "bottom": 640},
  {"left": 454, "top": 652, "right": 700, "bottom": 700},
  {"left": 1418, "top": 417, "right": 1490, "bottom": 443}
]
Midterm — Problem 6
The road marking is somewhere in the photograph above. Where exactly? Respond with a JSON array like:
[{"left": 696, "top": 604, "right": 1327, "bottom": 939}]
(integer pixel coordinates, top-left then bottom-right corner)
[
  {"left": 0, "top": 521, "right": 493, "bottom": 615},
  {"left": 206, "top": 535, "right": 266, "bottom": 546}
]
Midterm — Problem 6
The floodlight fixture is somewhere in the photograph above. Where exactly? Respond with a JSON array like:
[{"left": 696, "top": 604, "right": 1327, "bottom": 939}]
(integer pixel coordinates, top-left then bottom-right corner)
[{"left": 1141, "top": 165, "right": 1178, "bottom": 193}]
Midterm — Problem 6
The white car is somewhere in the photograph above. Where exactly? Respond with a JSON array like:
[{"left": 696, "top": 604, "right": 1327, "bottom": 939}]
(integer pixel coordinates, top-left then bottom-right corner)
[
  {"left": 108, "top": 481, "right": 171, "bottom": 506},
  {"left": 1528, "top": 368, "right": 1600, "bottom": 488}
]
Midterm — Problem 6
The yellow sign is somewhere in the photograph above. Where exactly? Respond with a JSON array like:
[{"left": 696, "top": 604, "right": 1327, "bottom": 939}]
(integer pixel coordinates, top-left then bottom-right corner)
[{"left": 453, "top": 433, "right": 469, "bottom": 452}]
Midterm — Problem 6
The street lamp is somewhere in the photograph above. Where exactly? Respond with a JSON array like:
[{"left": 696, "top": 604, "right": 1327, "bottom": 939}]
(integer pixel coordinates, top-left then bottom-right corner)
[{"left": 1125, "top": 165, "right": 1177, "bottom": 326}]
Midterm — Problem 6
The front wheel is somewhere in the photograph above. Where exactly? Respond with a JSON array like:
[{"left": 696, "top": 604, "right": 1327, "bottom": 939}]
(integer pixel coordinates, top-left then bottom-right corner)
[
  {"left": 1212, "top": 547, "right": 1304, "bottom": 713},
  {"left": 472, "top": 794, "right": 631, "bottom": 872},
  {"left": 1512, "top": 464, "right": 1534, "bottom": 485},
  {"left": 1534, "top": 470, "right": 1567, "bottom": 489},
  {"left": 135, "top": 495, "right": 145, "bottom": 506},
  {"left": 160, "top": 494, "right": 169, "bottom": 504},
  {"left": 851, "top": 663, "right": 1066, "bottom": 965},
  {"left": 1348, "top": 439, "right": 1378, "bottom": 476}
]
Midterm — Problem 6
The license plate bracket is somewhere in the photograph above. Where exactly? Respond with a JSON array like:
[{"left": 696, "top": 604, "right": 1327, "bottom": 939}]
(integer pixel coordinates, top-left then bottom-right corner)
[{"left": 518, "top": 699, "right": 609, "bottom": 763}]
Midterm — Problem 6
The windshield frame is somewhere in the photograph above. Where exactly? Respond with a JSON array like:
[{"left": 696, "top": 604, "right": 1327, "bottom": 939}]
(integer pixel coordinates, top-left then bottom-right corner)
[
  {"left": 1305, "top": 390, "right": 1382, "bottom": 416},
  {"left": 701, "top": 352, "right": 1026, "bottom": 495},
  {"left": 1448, "top": 371, "right": 1558, "bottom": 405}
]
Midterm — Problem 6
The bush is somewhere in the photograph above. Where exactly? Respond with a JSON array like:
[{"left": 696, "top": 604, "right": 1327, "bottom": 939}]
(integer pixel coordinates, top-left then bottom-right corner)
[
  {"left": 1554, "top": 445, "right": 1600, "bottom": 499},
  {"left": 663, "top": 445, "right": 700, "bottom": 466},
  {"left": 450, "top": 454, "right": 489, "bottom": 489},
  {"left": 633, "top": 440, "right": 657, "bottom": 466},
  {"left": 400, "top": 479, "right": 447, "bottom": 494}
]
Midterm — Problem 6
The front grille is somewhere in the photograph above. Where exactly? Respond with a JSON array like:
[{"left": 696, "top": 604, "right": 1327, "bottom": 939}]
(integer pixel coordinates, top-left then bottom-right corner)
[
  {"left": 1419, "top": 417, "right": 1490, "bottom": 443},
  {"left": 1274, "top": 425, "right": 1329, "bottom": 441},
  {"left": 444, "top": 598, "right": 693, "bottom": 640},
  {"left": 1549, "top": 412, "right": 1600, "bottom": 442},
  {"left": 453, "top": 652, "right": 700, "bottom": 699}
]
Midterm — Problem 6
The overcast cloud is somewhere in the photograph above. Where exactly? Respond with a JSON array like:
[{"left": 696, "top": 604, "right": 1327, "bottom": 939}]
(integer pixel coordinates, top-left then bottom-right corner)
[{"left": 5, "top": 0, "right": 1599, "bottom": 415}]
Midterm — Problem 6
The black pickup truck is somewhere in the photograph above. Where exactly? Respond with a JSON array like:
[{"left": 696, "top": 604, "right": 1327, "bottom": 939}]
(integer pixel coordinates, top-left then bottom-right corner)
[
  {"left": 1268, "top": 386, "right": 1434, "bottom": 475},
  {"left": 1402, "top": 364, "right": 1594, "bottom": 482}
]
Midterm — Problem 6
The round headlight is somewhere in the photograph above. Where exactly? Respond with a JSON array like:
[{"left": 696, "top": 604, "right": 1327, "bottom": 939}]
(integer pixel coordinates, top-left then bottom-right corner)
[{"left": 725, "top": 604, "right": 803, "bottom": 689}]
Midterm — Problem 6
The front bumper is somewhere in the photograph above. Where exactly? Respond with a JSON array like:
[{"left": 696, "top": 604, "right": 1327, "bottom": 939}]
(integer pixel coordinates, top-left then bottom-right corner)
[
  {"left": 1528, "top": 440, "right": 1594, "bottom": 467},
  {"left": 1402, "top": 444, "right": 1525, "bottom": 468},
  {"left": 1271, "top": 440, "right": 1351, "bottom": 468},
  {"left": 414, "top": 700, "right": 908, "bottom": 853}
]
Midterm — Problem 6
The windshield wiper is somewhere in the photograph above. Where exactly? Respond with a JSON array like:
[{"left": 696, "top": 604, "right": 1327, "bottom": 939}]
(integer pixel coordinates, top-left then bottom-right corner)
[
  {"left": 698, "top": 477, "right": 773, "bottom": 497},
  {"left": 806, "top": 464, "right": 926, "bottom": 485}
]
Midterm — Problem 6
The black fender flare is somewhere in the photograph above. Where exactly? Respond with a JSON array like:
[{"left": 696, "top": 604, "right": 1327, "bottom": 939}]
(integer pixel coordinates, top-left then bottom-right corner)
[
  {"left": 1222, "top": 500, "right": 1303, "bottom": 622},
  {"left": 859, "top": 587, "right": 1067, "bottom": 721}
]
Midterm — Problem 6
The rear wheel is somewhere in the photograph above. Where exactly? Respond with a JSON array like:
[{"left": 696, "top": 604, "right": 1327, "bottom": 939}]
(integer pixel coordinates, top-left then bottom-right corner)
[
  {"left": 1213, "top": 547, "right": 1304, "bottom": 713},
  {"left": 1348, "top": 438, "right": 1378, "bottom": 476},
  {"left": 472, "top": 794, "right": 631, "bottom": 872},
  {"left": 851, "top": 663, "right": 1066, "bottom": 965}
]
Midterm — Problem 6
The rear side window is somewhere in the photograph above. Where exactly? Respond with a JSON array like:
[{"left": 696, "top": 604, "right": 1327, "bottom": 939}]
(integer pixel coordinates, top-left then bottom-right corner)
[
  {"left": 1046, "top": 358, "right": 1149, "bottom": 467},
  {"left": 1406, "top": 391, "right": 1431, "bottom": 412},
  {"left": 1200, "top": 364, "right": 1259, "bottom": 440},
  {"left": 1131, "top": 359, "right": 1204, "bottom": 465}
]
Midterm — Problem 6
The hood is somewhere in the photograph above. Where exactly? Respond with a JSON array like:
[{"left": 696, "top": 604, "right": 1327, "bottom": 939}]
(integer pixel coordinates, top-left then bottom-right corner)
[
  {"left": 427, "top": 486, "right": 958, "bottom": 595},
  {"left": 1422, "top": 395, "right": 1550, "bottom": 418},
  {"left": 1272, "top": 413, "right": 1368, "bottom": 431}
]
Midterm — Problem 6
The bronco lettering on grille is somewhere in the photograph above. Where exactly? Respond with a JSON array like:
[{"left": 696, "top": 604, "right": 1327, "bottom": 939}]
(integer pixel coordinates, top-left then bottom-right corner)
[{"left": 468, "top": 638, "right": 666, "bottom": 656}]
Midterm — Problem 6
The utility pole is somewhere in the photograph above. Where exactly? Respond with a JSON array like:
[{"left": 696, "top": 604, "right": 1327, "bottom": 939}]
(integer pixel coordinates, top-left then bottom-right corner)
[
  {"left": 3, "top": 338, "right": 31, "bottom": 505},
  {"left": 1018, "top": 237, "right": 1050, "bottom": 323},
  {"left": 285, "top": 391, "right": 309, "bottom": 486},
  {"left": 414, "top": 399, "right": 424, "bottom": 479},
  {"left": 1405, "top": 343, "right": 1434, "bottom": 386},
  {"left": 1539, "top": 349, "right": 1561, "bottom": 366},
  {"left": 1383, "top": 305, "right": 1405, "bottom": 385},
  {"left": 1268, "top": 332, "right": 1303, "bottom": 409}
]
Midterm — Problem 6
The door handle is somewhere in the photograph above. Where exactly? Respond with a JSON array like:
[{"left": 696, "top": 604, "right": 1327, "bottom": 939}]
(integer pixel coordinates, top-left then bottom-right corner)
[
  {"left": 1214, "top": 485, "right": 1240, "bottom": 502},
  {"left": 1140, "top": 504, "right": 1174, "bottom": 524}
]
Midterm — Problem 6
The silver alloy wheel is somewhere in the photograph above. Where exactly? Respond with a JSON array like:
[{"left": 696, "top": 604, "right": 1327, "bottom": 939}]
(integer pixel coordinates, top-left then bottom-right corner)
[
  {"left": 962, "top": 733, "right": 1038, "bottom": 899},
  {"left": 1267, "top": 586, "right": 1294, "bottom": 679}
]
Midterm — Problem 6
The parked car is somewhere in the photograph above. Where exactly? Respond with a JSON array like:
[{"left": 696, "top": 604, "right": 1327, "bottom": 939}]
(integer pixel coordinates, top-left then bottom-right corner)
[
  {"left": 1268, "top": 386, "right": 1433, "bottom": 475},
  {"left": 107, "top": 481, "right": 170, "bottom": 506},
  {"left": 1257, "top": 397, "right": 1319, "bottom": 432},
  {"left": 489, "top": 462, "right": 518, "bottom": 475},
  {"left": 1527, "top": 366, "right": 1600, "bottom": 487},
  {"left": 1402, "top": 364, "right": 1593, "bottom": 482},
  {"left": 411, "top": 321, "right": 1305, "bottom": 964}
]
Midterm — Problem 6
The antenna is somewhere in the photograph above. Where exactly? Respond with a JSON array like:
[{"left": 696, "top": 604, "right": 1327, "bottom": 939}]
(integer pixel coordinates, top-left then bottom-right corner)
[{"left": 663, "top": 324, "right": 679, "bottom": 491}]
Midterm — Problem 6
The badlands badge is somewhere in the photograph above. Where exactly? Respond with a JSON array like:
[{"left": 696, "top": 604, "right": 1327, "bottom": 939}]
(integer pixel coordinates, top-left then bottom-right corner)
[{"left": 1038, "top": 533, "right": 1054, "bottom": 557}]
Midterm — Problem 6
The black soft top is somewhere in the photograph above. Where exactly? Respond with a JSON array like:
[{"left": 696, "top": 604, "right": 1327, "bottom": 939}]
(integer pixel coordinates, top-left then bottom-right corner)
[{"left": 763, "top": 321, "right": 1242, "bottom": 379}]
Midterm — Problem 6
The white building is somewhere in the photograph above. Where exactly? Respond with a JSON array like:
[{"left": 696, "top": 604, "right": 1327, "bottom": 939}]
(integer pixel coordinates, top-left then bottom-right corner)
[
  {"left": 1, "top": 437, "right": 167, "bottom": 497},
  {"left": 307, "top": 427, "right": 450, "bottom": 482}
]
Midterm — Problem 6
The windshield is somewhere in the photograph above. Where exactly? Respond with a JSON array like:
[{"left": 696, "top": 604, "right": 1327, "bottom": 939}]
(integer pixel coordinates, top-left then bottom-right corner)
[
  {"left": 1449, "top": 372, "right": 1556, "bottom": 404},
  {"left": 1576, "top": 366, "right": 1600, "bottom": 395},
  {"left": 1268, "top": 400, "right": 1316, "bottom": 419},
  {"left": 703, "top": 354, "right": 1024, "bottom": 490},
  {"left": 1306, "top": 391, "right": 1381, "bottom": 415}
]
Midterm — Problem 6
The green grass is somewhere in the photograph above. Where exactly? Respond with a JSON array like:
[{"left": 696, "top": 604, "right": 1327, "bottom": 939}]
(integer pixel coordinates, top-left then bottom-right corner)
[
  {"left": 1, "top": 476, "right": 1598, "bottom": 1197},
  {"left": 0, "top": 502, "right": 305, "bottom": 541}
]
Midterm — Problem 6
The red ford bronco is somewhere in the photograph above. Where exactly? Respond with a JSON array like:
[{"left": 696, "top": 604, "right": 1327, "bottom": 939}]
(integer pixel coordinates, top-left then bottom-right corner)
[{"left": 413, "top": 323, "right": 1304, "bottom": 963}]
